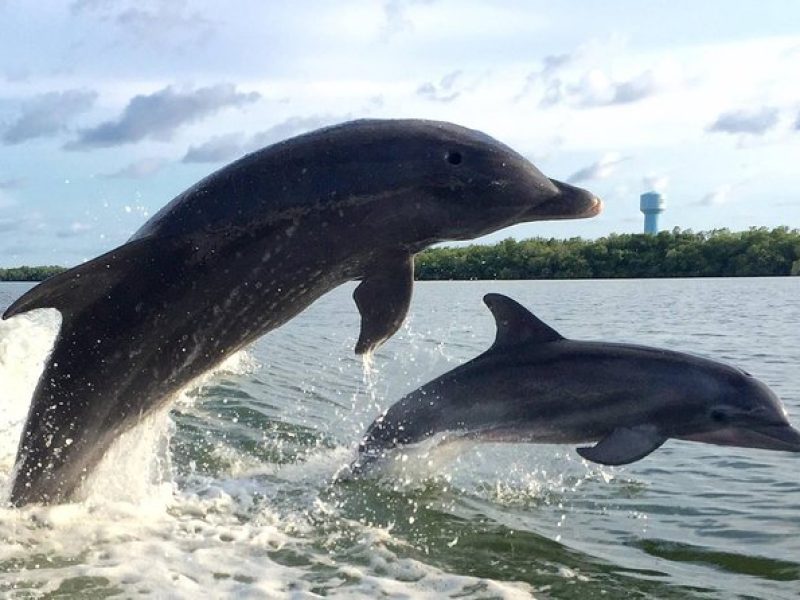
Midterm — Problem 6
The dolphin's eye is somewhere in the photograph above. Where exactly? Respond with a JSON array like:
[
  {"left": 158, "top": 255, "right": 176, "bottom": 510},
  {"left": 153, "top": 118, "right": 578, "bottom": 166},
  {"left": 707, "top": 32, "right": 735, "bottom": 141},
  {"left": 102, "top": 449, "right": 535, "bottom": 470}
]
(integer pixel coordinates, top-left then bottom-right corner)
[
  {"left": 710, "top": 409, "right": 728, "bottom": 423},
  {"left": 445, "top": 151, "right": 462, "bottom": 166}
]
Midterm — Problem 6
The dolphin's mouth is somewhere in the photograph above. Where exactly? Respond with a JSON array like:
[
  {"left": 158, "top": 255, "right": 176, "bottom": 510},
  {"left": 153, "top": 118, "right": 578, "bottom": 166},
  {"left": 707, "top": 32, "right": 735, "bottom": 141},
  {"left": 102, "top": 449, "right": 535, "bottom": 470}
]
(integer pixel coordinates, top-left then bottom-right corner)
[
  {"left": 680, "top": 424, "right": 800, "bottom": 453},
  {"left": 584, "top": 196, "right": 603, "bottom": 217},
  {"left": 522, "top": 178, "right": 602, "bottom": 221}
]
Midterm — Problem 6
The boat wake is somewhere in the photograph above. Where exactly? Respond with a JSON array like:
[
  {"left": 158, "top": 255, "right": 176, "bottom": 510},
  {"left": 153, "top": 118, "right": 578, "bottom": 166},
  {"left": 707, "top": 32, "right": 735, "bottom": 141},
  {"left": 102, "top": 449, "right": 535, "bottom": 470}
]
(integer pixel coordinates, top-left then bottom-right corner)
[{"left": 0, "top": 308, "right": 535, "bottom": 598}]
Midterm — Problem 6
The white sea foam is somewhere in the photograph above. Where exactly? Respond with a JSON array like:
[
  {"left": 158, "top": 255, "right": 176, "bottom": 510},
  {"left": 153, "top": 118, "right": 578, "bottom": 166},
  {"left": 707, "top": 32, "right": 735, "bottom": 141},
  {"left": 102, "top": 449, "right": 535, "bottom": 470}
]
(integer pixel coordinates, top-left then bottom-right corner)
[
  {"left": 0, "top": 308, "right": 61, "bottom": 490},
  {"left": 82, "top": 338, "right": 263, "bottom": 505},
  {"left": 0, "top": 308, "right": 534, "bottom": 599}
]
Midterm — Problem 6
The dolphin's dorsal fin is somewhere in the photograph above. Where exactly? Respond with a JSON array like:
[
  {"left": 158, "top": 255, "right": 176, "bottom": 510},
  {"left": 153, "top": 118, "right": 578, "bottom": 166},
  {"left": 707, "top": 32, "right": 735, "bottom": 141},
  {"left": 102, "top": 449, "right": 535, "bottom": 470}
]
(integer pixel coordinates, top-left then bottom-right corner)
[{"left": 483, "top": 293, "right": 563, "bottom": 351}]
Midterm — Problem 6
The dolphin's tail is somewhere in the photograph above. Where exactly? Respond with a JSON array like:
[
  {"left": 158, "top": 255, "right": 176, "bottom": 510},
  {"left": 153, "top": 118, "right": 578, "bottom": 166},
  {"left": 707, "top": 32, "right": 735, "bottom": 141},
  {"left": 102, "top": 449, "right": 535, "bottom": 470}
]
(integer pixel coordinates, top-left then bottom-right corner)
[{"left": 2, "top": 236, "right": 174, "bottom": 320}]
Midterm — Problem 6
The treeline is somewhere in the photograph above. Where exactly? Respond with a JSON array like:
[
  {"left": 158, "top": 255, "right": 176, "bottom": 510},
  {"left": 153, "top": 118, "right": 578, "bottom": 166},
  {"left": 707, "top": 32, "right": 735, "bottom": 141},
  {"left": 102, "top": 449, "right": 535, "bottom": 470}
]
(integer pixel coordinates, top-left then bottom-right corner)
[
  {"left": 416, "top": 227, "right": 800, "bottom": 280},
  {"left": 0, "top": 265, "right": 66, "bottom": 281},
  {"left": 2, "top": 227, "right": 799, "bottom": 282}
]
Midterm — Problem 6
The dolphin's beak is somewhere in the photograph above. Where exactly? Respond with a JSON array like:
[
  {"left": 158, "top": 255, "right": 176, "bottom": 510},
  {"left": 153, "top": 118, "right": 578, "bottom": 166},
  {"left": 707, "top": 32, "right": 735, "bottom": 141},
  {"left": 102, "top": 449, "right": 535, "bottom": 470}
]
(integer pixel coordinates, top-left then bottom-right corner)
[
  {"left": 681, "top": 423, "right": 800, "bottom": 453},
  {"left": 522, "top": 178, "right": 602, "bottom": 221}
]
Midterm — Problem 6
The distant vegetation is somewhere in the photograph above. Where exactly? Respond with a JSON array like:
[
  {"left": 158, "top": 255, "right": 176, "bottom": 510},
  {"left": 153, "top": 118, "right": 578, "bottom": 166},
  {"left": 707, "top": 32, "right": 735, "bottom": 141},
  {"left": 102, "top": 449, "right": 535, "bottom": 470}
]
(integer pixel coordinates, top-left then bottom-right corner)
[
  {"left": 416, "top": 227, "right": 800, "bottom": 280},
  {"left": 2, "top": 228, "right": 799, "bottom": 282},
  {"left": 0, "top": 265, "right": 67, "bottom": 281}
]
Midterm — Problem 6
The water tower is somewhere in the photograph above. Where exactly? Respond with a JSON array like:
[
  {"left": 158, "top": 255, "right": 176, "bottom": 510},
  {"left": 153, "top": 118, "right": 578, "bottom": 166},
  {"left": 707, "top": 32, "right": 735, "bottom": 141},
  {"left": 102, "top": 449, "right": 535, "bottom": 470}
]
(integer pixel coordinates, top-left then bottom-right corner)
[{"left": 640, "top": 191, "right": 666, "bottom": 235}]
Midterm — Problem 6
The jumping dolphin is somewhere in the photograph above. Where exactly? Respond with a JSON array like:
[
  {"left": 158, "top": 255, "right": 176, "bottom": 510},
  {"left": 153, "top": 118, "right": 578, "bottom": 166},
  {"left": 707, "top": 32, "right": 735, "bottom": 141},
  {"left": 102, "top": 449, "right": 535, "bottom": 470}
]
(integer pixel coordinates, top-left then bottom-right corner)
[
  {"left": 354, "top": 293, "right": 800, "bottom": 472},
  {"left": 2, "top": 120, "right": 601, "bottom": 505}
]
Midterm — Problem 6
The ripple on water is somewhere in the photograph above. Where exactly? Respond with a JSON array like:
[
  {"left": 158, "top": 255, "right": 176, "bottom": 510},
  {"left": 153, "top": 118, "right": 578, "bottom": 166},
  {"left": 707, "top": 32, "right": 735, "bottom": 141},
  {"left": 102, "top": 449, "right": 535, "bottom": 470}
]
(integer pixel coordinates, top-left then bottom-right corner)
[{"left": 1, "top": 279, "right": 799, "bottom": 598}]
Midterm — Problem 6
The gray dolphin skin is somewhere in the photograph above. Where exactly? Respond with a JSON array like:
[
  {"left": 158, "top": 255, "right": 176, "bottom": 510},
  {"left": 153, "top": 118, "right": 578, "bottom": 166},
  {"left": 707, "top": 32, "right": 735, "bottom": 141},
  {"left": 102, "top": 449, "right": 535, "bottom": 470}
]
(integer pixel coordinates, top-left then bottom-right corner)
[
  {"left": 354, "top": 293, "right": 800, "bottom": 473},
  {"left": 2, "top": 119, "right": 601, "bottom": 506}
]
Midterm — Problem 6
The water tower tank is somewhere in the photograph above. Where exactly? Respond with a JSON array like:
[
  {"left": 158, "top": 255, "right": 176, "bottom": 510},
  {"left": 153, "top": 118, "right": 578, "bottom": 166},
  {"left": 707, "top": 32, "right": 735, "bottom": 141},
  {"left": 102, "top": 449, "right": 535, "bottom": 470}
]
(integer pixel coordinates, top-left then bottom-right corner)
[{"left": 640, "top": 192, "right": 666, "bottom": 235}]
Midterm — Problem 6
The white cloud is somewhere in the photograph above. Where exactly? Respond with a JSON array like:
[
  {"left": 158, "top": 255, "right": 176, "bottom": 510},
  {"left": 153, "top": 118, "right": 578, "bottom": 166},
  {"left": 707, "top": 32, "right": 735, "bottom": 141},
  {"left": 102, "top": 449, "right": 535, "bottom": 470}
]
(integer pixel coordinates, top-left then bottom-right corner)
[
  {"left": 181, "top": 115, "right": 346, "bottom": 164},
  {"left": 381, "top": 0, "right": 435, "bottom": 39},
  {"left": 250, "top": 115, "right": 346, "bottom": 148},
  {"left": 0, "top": 178, "right": 23, "bottom": 210},
  {"left": 183, "top": 133, "right": 246, "bottom": 164},
  {"left": 565, "top": 61, "right": 682, "bottom": 108},
  {"left": 102, "top": 157, "right": 167, "bottom": 179},
  {"left": 707, "top": 107, "right": 780, "bottom": 135},
  {"left": 699, "top": 184, "right": 734, "bottom": 206},
  {"left": 642, "top": 174, "right": 669, "bottom": 193},
  {"left": 518, "top": 38, "right": 682, "bottom": 110},
  {"left": 71, "top": 0, "right": 213, "bottom": 48},
  {"left": 416, "top": 70, "right": 462, "bottom": 102},
  {"left": 56, "top": 221, "right": 93, "bottom": 238},
  {"left": 0, "top": 217, "right": 23, "bottom": 232},
  {"left": 66, "top": 84, "right": 260, "bottom": 150},
  {"left": 567, "top": 152, "right": 626, "bottom": 184},
  {"left": 1, "top": 89, "right": 97, "bottom": 144},
  {"left": 0, "top": 212, "right": 46, "bottom": 233},
  {"left": 0, "top": 177, "right": 25, "bottom": 190}
]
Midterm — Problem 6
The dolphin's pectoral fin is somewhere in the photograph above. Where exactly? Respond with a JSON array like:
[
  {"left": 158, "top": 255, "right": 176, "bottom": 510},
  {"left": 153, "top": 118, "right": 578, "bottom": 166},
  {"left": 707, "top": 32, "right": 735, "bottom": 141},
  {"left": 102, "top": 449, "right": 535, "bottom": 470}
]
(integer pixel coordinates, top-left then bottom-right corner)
[
  {"left": 577, "top": 425, "right": 667, "bottom": 465},
  {"left": 353, "top": 252, "right": 414, "bottom": 354},
  {"left": 2, "top": 236, "right": 161, "bottom": 320}
]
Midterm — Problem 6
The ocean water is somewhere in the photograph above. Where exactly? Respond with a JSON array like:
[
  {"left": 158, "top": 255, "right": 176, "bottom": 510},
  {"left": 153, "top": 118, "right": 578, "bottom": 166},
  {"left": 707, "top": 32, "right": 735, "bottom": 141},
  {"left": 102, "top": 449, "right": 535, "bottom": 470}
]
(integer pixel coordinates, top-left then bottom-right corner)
[{"left": 0, "top": 278, "right": 798, "bottom": 599}]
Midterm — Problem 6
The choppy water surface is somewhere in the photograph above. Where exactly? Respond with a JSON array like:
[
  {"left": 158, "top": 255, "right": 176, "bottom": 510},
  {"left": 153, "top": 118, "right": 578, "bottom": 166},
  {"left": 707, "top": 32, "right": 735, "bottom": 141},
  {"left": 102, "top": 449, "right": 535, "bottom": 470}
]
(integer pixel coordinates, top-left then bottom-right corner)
[{"left": 0, "top": 278, "right": 798, "bottom": 599}]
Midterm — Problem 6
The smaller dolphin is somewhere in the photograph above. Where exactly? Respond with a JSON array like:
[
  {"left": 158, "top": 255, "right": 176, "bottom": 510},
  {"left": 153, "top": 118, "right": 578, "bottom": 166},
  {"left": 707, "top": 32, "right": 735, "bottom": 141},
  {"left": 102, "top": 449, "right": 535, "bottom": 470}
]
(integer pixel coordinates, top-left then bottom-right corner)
[{"left": 354, "top": 294, "right": 800, "bottom": 472}]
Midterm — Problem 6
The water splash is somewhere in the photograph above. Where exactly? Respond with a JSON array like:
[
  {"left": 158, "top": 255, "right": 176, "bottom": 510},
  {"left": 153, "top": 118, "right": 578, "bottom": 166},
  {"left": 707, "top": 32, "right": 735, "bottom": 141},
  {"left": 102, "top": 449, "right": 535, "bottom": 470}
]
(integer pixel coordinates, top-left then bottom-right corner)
[
  {"left": 0, "top": 309, "right": 61, "bottom": 493},
  {"left": 360, "top": 350, "right": 382, "bottom": 425},
  {"left": 380, "top": 438, "right": 474, "bottom": 493},
  {"left": 83, "top": 346, "right": 260, "bottom": 504},
  {"left": 0, "top": 304, "right": 258, "bottom": 506}
]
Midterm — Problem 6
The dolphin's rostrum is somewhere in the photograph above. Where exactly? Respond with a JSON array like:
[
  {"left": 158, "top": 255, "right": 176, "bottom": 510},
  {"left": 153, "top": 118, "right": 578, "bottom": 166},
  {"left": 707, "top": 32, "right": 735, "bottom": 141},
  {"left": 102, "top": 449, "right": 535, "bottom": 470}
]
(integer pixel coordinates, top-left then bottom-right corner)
[
  {"left": 2, "top": 120, "right": 601, "bottom": 505},
  {"left": 355, "top": 293, "right": 800, "bottom": 472}
]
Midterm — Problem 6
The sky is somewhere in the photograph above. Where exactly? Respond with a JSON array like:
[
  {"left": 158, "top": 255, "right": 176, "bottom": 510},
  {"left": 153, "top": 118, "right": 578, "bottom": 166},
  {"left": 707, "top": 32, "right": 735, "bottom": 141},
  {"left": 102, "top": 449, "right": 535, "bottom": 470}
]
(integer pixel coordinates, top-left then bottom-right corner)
[{"left": 0, "top": 0, "right": 799, "bottom": 267}]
